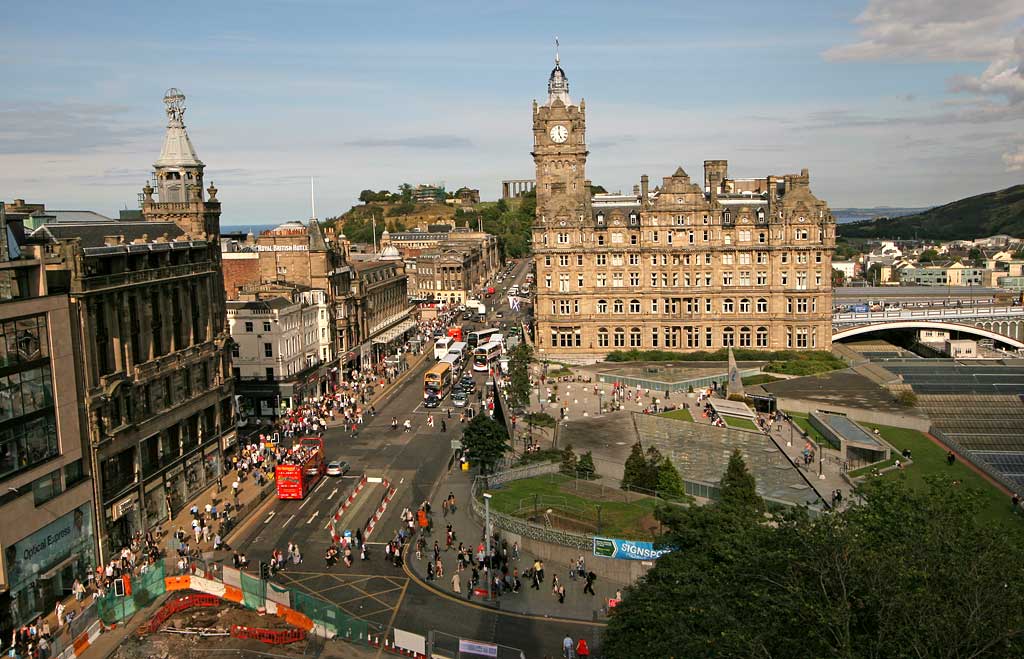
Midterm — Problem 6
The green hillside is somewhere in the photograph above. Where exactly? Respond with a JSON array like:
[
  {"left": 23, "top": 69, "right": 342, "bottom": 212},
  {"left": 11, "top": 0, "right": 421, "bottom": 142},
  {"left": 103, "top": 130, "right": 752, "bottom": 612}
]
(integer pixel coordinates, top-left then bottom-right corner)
[{"left": 838, "top": 184, "right": 1024, "bottom": 240}]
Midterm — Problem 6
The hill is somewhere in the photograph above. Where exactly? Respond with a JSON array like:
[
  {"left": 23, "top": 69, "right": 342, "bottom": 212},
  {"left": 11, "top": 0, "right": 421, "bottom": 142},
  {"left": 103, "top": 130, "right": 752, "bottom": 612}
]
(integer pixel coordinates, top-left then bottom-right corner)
[
  {"left": 838, "top": 184, "right": 1024, "bottom": 240},
  {"left": 324, "top": 200, "right": 459, "bottom": 244}
]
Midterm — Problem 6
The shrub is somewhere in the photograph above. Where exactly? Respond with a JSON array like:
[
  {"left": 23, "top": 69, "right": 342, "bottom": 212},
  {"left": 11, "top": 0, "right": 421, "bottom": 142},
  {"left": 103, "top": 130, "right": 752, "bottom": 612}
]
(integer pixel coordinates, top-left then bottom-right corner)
[{"left": 895, "top": 391, "right": 918, "bottom": 408}]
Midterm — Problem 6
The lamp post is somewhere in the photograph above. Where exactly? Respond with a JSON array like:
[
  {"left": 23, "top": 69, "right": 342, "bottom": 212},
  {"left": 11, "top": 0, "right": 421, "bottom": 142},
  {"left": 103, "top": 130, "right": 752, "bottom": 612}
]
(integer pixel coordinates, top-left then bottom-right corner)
[
  {"left": 483, "top": 492, "right": 493, "bottom": 601},
  {"left": 598, "top": 390, "right": 603, "bottom": 415},
  {"left": 596, "top": 504, "right": 602, "bottom": 535}
]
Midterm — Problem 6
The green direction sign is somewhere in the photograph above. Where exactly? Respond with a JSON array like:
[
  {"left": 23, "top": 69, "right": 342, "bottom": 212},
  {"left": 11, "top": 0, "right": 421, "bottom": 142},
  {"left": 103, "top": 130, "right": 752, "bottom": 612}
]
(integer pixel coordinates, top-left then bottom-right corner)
[
  {"left": 450, "top": 439, "right": 463, "bottom": 450},
  {"left": 593, "top": 537, "right": 616, "bottom": 558}
]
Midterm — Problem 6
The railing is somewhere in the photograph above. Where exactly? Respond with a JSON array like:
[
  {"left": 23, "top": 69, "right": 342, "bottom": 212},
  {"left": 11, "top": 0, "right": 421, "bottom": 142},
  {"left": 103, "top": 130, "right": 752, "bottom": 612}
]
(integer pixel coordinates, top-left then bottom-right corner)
[
  {"left": 929, "top": 427, "right": 1019, "bottom": 494},
  {"left": 833, "top": 305, "right": 1024, "bottom": 323},
  {"left": 74, "top": 261, "right": 217, "bottom": 292},
  {"left": 133, "top": 341, "right": 220, "bottom": 381}
]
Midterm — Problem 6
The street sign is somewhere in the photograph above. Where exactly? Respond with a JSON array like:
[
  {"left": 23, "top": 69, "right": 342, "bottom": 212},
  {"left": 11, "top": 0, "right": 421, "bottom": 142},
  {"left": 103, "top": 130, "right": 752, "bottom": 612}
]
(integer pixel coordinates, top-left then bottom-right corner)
[
  {"left": 458, "top": 639, "right": 498, "bottom": 657},
  {"left": 592, "top": 537, "right": 616, "bottom": 558},
  {"left": 450, "top": 439, "right": 463, "bottom": 450}
]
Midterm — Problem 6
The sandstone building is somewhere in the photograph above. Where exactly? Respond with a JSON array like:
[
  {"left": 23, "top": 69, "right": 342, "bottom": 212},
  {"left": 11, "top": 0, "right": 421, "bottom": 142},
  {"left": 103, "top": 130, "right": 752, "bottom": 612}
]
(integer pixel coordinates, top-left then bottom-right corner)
[
  {"left": 30, "top": 90, "right": 236, "bottom": 560},
  {"left": 531, "top": 55, "right": 835, "bottom": 361}
]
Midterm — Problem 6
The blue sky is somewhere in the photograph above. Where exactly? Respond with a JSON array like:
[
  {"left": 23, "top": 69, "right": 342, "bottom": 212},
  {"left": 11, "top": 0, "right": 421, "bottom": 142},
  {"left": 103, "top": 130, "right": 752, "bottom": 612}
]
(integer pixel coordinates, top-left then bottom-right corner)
[{"left": 2, "top": 0, "right": 1022, "bottom": 225}]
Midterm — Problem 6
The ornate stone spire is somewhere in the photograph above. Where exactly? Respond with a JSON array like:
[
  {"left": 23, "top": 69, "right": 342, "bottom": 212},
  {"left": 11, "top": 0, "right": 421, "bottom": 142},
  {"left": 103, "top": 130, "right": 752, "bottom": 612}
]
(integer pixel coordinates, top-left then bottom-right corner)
[
  {"left": 155, "top": 88, "right": 203, "bottom": 168},
  {"left": 547, "top": 38, "right": 571, "bottom": 106}
]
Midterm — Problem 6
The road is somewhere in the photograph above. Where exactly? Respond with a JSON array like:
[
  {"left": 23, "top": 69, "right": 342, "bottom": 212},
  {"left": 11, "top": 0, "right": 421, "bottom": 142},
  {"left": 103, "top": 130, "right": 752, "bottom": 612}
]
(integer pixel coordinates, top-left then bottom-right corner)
[{"left": 231, "top": 258, "right": 602, "bottom": 657}]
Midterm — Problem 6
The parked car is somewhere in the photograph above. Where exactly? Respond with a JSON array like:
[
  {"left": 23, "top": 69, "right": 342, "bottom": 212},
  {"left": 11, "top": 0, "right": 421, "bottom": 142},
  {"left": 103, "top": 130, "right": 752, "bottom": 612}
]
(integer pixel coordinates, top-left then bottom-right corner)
[{"left": 326, "top": 460, "right": 351, "bottom": 476}]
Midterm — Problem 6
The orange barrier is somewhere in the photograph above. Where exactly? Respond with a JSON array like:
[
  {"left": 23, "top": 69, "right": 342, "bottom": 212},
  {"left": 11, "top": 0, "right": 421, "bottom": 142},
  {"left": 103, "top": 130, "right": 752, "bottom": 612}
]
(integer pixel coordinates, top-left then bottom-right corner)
[
  {"left": 164, "top": 575, "right": 191, "bottom": 591},
  {"left": 146, "top": 593, "right": 221, "bottom": 633},
  {"left": 231, "top": 625, "right": 306, "bottom": 645},
  {"left": 223, "top": 584, "right": 244, "bottom": 603},
  {"left": 275, "top": 604, "right": 314, "bottom": 631}
]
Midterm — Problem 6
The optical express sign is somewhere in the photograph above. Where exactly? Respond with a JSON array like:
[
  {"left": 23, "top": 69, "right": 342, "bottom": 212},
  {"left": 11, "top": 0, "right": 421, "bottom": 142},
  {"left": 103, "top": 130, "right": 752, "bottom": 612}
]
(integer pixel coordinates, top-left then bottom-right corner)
[{"left": 592, "top": 537, "right": 672, "bottom": 561}]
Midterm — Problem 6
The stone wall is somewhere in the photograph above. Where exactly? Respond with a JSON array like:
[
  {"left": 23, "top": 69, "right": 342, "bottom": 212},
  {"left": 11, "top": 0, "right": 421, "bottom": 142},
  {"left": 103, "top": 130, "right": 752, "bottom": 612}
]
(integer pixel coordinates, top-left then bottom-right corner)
[{"left": 773, "top": 396, "right": 931, "bottom": 432}]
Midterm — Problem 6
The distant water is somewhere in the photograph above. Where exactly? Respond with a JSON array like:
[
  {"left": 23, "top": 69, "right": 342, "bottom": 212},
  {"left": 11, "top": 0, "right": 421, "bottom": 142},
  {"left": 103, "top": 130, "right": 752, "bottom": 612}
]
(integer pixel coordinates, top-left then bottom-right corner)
[{"left": 222, "top": 224, "right": 278, "bottom": 235}]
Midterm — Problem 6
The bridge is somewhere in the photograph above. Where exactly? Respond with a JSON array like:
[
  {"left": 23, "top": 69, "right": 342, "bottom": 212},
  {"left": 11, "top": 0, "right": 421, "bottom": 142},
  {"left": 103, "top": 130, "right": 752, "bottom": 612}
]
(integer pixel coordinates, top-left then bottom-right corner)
[{"left": 832, "top": 305, "right": 1024, "bottom": 348}]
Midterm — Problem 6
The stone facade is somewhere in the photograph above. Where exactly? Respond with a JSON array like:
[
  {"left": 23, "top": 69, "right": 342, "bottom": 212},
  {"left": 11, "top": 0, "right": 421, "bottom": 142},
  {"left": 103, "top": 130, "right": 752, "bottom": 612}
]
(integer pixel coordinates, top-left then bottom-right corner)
[
  {"left": 531, "top": 57, "right": 835, "bottom": 362},
  {"left": 31, "top": 90, "right": 236, "bottom": 562}
]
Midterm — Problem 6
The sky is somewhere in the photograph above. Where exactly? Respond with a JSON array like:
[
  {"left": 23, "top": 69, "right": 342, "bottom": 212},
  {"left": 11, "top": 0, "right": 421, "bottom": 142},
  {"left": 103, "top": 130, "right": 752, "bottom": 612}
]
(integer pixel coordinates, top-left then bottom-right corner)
[{"left": 1, "top": 0, "right": 1022, "bottom": 225}]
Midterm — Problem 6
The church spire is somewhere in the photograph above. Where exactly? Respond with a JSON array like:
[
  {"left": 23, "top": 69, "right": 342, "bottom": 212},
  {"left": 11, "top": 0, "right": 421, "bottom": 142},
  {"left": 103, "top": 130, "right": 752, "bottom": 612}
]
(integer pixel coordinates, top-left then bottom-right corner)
[{"left": 547, "top": 37, "right": 570, "bottom": 106}]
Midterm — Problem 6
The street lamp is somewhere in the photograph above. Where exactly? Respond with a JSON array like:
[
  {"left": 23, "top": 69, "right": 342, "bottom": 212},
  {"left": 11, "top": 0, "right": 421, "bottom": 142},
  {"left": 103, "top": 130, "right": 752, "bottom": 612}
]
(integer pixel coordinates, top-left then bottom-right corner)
[
  {"left": 483, "top": 492, "right": 493, "bottom": 601},
  {"left": 596, "top": 504, "right": 602, "bottom": 534},
  {"left": 598, "top": 390, "right": 603, "bottom": 415}
]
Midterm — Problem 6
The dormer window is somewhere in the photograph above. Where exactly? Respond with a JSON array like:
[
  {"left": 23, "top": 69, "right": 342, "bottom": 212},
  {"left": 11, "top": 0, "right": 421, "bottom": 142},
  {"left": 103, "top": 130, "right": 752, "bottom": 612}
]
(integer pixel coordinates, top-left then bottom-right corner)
[
  {"left": 596, "top": 212, "right": 605, "bottom": 226},
  {"left": 629, "top": 212, "right": 638, "bottom": 226},
  {"left": 757, "top": 209, "right": 765, "bottom": 223},
  {"left": 723, "top": 211, "right": 732, "bottom": 224}
]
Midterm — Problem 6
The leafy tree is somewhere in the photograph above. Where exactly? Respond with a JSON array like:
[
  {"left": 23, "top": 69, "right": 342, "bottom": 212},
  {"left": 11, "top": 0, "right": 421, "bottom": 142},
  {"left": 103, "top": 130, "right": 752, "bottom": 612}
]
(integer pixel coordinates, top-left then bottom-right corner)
[
  {"left": 831, "top": 267, "right": 845, "bottom": 286},
  {"left": 895, "top": 390, "right": 918, "bottom": 407},
  {"left": 358, "top": 189, "right": 376, "bottom": 204},
  {"left": 719, "top": 449, "right": 763, "bottom": 514},
  {"left": 656, "top": 456, "right": 684, "bottom": 498},
  {"left": 918, "top": 248, "right": 939, "bottom": 262},
  {"left": 577, "top": 451, "right": 596, "bottom": 480},
  {"left": 505, "top": 342, "right": 533, "bottom": 411},
  {"left": 399, "top": 182, "right": 412, "bottom": 202},
  {"left": 604, "top": 471, "right": 1024, "bottom": 658},
  {"left": 621, "top": 441, "right": 648, "bottom": 490},
  {"left": 968, "top": 247, "right": 983, "bottom": 263},
  {"left": 644, "top": 446, "right": 663, "bottom": 490},
  {"left": 461, "top": 414, "right": 510, "bottom": 474},
  {"left": 559, "top": 443, "right": 578, "bottom": 475}
]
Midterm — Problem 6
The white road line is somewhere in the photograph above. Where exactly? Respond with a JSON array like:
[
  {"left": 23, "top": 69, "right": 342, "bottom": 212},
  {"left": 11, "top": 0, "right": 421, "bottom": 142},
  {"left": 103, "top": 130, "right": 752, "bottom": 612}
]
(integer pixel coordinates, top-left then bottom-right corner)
[
  {"left": 282, "top": 514, "right": 295, "bottom": 527},
  {"left": 326, "top": 488, "right": 338, "bottom": 500},
  {"left": 263, "top": 511, "right": 276, "bottom": 524},
  {"left": 314, "top": 478, "right": 329, "bottom": 493},
  {"left": 306, "top": 511, "right": 320, "bottom": 525},
  {"left": 298, "top": 496, "right": 312, "bottom": 510}
]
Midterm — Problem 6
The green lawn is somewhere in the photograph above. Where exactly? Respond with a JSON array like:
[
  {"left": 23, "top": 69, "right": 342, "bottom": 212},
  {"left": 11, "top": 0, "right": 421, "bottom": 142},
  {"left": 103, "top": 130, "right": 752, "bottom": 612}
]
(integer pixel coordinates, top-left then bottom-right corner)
[
  {"left": 484, "top": 473, "right": 667, "bottom": 540},
  {"left": 742, "top": 374, "right": 783, "bottom": 386},
  {"left": 722, "top": 415, "right": 759, "bottom": 431},
  {"left": 659, "top": 409, "right": 694, "bottom": 423},
  {"left": 785, "top": 411, "right": 837, "bottom": 449},
  {"left": 862, "top": 424, "right": 1017, "bottom": 526}
]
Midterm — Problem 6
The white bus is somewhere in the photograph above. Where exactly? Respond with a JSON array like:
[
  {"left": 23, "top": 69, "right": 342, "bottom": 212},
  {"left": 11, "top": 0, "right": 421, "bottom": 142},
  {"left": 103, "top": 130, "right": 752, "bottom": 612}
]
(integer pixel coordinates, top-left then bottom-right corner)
[
  {"left": 433, "top": 336, "right": 454, "bottom": 360},
  {"left": 441, "top": 351, "right": 464, "bottom": 373},
  {"left": 447, "top": 341, "right": 468, "bottom": 368},
  {"left": 467, "top": 328, "right": 500, "bottom": 350},
  {"left": 473, "top": 341, "right": 503, "bottom": 372}
]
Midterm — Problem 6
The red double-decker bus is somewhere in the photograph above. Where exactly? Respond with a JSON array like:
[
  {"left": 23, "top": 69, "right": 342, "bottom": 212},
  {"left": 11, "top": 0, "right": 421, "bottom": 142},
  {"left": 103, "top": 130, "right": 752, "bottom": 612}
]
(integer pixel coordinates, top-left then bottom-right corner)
[{"left": 275, "top": 437, "right": 325, "bottom": 500}]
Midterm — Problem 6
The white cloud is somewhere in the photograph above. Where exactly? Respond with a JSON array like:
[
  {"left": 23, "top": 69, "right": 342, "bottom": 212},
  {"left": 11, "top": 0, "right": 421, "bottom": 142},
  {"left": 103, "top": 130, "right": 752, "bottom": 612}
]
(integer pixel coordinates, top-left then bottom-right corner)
[
  {"left": 825, "top": 0, "right": 1024, "bottom": 62},
  {"left": 1003, "top": 144, "right": 1024, "bottom": 171},
  {"left": 948, "top": 30, "right": 1024, "bottom": 106}
]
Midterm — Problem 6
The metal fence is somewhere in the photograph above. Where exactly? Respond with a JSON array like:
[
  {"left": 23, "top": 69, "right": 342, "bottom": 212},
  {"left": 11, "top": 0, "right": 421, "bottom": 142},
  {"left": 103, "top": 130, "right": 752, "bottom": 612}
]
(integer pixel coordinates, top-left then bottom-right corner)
[{"left": 930, "top": 427, "right": 1019, "bottom": 493}]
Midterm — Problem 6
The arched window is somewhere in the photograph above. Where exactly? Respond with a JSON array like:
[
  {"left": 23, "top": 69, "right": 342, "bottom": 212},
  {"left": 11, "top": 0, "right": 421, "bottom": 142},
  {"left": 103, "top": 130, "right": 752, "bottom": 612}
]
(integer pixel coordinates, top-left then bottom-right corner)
[
  {"left": 756, "top": 326, "right": 769, "bottom": 347},
  {"left": 722, "top": 298, "right": 734, "bottom": 313},
  {"left": 739, "top": 298, "right": 751, "bottom": 314},
  {"left": 630, "top": 327, "right": 642, "bottom": 347},
  {"left": 722, "top": 326, "right": 735, "bottom": 347},
  {"left": 613, "top": 299, "right": 624, "bottom": 314},
  {"left": 613, "top": 327, "right": 626, "bottom": 347},
  {"left": 739, "top": 326, "right": 752, "bottom": 347},
  {"left": 629, "top": 299, "right": 641, "bottom": 313},
  {"left": 756, "top": 298, "right": 768, "bottom": 313},
  {"left": 596, "top": 299, "right": 608, "bottom": 313},
  {"left": 597, "top": 327, "right": 609, "bottom": 347}
]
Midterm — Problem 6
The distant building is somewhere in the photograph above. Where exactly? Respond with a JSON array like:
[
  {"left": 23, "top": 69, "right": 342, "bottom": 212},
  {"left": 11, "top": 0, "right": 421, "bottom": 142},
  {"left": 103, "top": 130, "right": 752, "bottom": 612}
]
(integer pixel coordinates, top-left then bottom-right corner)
[
  {"left": 899, "top": 262, "right": 985, "bottom": 286},
  {"left": 832, "top": 260, "right": 859, "bottom": 281},
  {"left": 412, "top": 184, "right": 446, "bottom": 204},
  {"left": 944, "top": 339, "right": 978, "bottom": 359}
]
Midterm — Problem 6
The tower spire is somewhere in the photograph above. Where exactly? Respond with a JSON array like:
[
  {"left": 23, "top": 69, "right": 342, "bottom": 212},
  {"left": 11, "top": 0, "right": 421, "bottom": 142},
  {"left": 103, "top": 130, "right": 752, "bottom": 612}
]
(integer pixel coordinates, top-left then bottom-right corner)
[
  {"left": 555, "top": 36, "right": 560, "bottom": 66},
  {"left": 547, "top": 40, "right": 570, "bottom": 106}
]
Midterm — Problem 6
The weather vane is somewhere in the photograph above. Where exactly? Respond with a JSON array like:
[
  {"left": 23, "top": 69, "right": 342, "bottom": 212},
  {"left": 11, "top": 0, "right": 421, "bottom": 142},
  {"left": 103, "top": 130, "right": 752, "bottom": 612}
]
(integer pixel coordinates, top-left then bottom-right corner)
[
  {"left": 163, "top": 88, "right": 186, "bottom": 125},
  {"left": 555, "top": 36, "right": 560, "bottom": 65}
]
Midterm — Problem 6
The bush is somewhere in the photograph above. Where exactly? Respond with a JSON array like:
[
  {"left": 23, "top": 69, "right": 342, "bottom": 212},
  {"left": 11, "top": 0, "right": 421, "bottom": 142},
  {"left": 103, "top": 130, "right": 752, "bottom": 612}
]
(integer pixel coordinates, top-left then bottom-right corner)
[
  {"left": 895, "top": 391, "right": 918, "bottom": 408},
  {"left": 524, "top": 412, "right": 556, "bottom": 428},
  {"left": 560, "top": 444, "right": 578, "bottom": 475},
  {"left": 516, "top": 448, "right": 561, "bottom": 466},
  {"left": 604, "top": 349, "right": 846, "bottom": 377},
  {"left": 578, "top": 451, "right": 597, "bottom": 479}
]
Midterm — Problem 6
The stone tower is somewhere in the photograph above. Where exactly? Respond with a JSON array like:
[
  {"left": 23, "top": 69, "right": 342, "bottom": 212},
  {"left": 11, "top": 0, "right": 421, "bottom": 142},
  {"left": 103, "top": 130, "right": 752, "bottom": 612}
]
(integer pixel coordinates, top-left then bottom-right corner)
[
  {"left": 142, "top": 88, "right": 222, "bottom": 240},
  {"left": 532, "top": 48, "right": 590, "bottom": 231}
]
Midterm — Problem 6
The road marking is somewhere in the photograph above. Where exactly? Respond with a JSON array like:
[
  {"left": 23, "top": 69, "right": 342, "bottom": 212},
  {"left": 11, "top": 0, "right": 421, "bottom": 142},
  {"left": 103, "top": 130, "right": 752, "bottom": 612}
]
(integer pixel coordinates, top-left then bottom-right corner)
[
  {"left": 314, "top": 478, "right": 328, "bottom": 493},
  {"left": 306, "top": 511, "right": 320, "bottom": 525},
  {"left": 399, "top": 477, "right": 404, "bottom": 484},
  {"left": 263, "top": 511, "right": 276, "bottom": 524},
  {"left": 282, "top": 514, "right": 295, "bottom": 527},
  {"left": 299, "top": 495, "right": 312, "bottom": 510},
  {"left": 327, "top": 487, "right": 338, "bottom": 500}
]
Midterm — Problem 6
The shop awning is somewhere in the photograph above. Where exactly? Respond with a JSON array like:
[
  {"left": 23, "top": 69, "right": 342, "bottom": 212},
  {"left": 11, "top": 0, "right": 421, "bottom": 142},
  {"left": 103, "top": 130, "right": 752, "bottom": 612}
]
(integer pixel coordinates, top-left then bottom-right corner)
[{"left": 372, "top": 319, "right": 417, "bottom": 344}]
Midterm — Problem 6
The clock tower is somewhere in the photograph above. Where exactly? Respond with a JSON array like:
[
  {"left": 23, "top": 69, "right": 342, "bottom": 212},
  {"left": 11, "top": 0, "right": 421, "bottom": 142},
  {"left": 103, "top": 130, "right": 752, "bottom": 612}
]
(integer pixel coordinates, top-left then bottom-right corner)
[{"left": 532, "top": 48, "right": 590, "bottom": 231}]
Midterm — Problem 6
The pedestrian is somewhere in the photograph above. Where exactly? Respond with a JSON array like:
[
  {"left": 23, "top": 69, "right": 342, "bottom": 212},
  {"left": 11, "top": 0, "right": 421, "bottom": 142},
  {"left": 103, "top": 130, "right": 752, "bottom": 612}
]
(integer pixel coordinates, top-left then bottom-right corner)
[
  {"left": 452, "top": 571, "right": 462, "bottom": 594},
  {"left": 404, "top": 419, "right": 412, "bottom": 433},
  {"left": 55, "top": 602, "right": 65, "bottom": 627},
  {"left": 557, "top": 583, "right": 566, "bottom": 604},
  {"left": 441, "top": 419, "right": 447, "bottom": 433},
  {"left": 584, "top": 570, "right": 596, "bottom": 595},
  {"left": 947, "top": 451, "right": 956, "bottom": 466},
  {"left": 1013, "top": 492, "right": 1021, "bottom": 509},
  {"left": 562, "top": 634, "right": 574, "bottom": 659},
  {"left": 575, "top": 638, "right": 590, "bottom": 657}
]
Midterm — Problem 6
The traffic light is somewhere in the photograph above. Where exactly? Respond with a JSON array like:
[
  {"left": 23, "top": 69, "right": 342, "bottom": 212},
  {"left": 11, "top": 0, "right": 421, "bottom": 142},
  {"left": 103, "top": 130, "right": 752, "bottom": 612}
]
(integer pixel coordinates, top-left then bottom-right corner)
[{"left": 259, "top": 561, "right": 270, "bottom": 580}]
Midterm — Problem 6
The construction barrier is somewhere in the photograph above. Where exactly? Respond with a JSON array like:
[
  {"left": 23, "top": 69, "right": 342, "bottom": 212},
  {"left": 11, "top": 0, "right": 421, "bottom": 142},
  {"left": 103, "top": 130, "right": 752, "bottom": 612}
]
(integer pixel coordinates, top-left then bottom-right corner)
[
  {"left": 55, "top": 620, "right": 103, "bottom": 659},
  {"left": 164, "top": 575, "right": 191, "bottom": 591},
  {"left": 330, "top": 474, "right": 368, "bottom": 543},
  {"left": 145, "top": 593, "right": 221, "bottom": 634},
  {"left": 230, "top": 625, "right": 306, "bottom": 645},
  {"left": 363, "top": 479, "right": 398, "bottom": 539}
]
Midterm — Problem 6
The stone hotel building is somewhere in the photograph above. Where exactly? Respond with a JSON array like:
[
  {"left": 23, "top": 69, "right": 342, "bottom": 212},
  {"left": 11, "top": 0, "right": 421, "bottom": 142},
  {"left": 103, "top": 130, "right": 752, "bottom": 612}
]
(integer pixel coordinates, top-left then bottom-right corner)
[{"left": 531, "top": 55, "right": 835, "bottom": 361}]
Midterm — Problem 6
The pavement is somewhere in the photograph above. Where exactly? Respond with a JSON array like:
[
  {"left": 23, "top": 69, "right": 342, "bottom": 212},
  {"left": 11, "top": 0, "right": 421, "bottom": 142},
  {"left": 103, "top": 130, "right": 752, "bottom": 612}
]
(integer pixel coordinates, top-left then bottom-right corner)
[{"left": 403, "top": 460, "right": 626, "bottom": 623}]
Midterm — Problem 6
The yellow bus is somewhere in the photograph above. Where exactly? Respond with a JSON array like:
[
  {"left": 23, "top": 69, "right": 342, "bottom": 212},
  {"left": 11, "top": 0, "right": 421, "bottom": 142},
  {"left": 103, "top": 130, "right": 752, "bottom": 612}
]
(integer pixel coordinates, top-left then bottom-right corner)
[{"left": 423, "top": 361, "right": 453, "bottom": 399}]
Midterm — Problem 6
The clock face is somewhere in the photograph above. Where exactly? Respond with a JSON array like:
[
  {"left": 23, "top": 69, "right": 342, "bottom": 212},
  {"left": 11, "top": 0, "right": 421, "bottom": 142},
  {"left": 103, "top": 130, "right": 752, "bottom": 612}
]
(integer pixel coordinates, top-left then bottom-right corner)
[{"left": 549, "top": 125, "right": 568, "bottom": 143}]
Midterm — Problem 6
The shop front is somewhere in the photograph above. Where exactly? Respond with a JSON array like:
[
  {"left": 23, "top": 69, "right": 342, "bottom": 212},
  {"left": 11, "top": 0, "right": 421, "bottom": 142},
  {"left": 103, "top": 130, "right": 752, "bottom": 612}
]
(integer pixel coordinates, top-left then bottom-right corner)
[{"left": 4, "top": 503, "right": 95, "bottom": 628}]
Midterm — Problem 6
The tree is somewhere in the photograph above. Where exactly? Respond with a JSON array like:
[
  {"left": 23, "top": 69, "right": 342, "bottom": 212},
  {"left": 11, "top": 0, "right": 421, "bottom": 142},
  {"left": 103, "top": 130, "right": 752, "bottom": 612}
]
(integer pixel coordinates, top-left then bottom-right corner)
[
  {"left": 603, "top": 473, "right": 1024, "bottom": 659},
  {"left": 968, "top": 247, "right": 983, "bottom": 263},
  {"left": 559, "top": 444, "right": 578, "bottom": 475},
  {"left": 505, "top": 342, "right": 533, "bottom": 411},
  {"left": 831, "top": 267, "right": 845, "bottom": 286},
  {"left": 399, "top": 183, "right": 413, "bottom": 202},
  {"left": 895, "top": 390, "right": 918, "bottom": 407},
  {"left": 719, "top": 449, "right": 763, "bottom": 514},
  {"left": 461, "top": 415, "right": 510, "bottom": 474},
  {"left": 918, "top": 248, "right": 939, "bottom": 262},
  {"left": 656, "top": 456, "right": 684, "bottom": 498},
  {"left": 621, "top": 441, "right": 648, "bottom": 490},
  {"left": 358, "top": 189, "right": 376, "bottom": 204},
  {"left": 577, "top": 451, "right": 596, "bottom": 480},
  {"left": 644, "top": 446, "right": 663, "bottom": 491}
]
